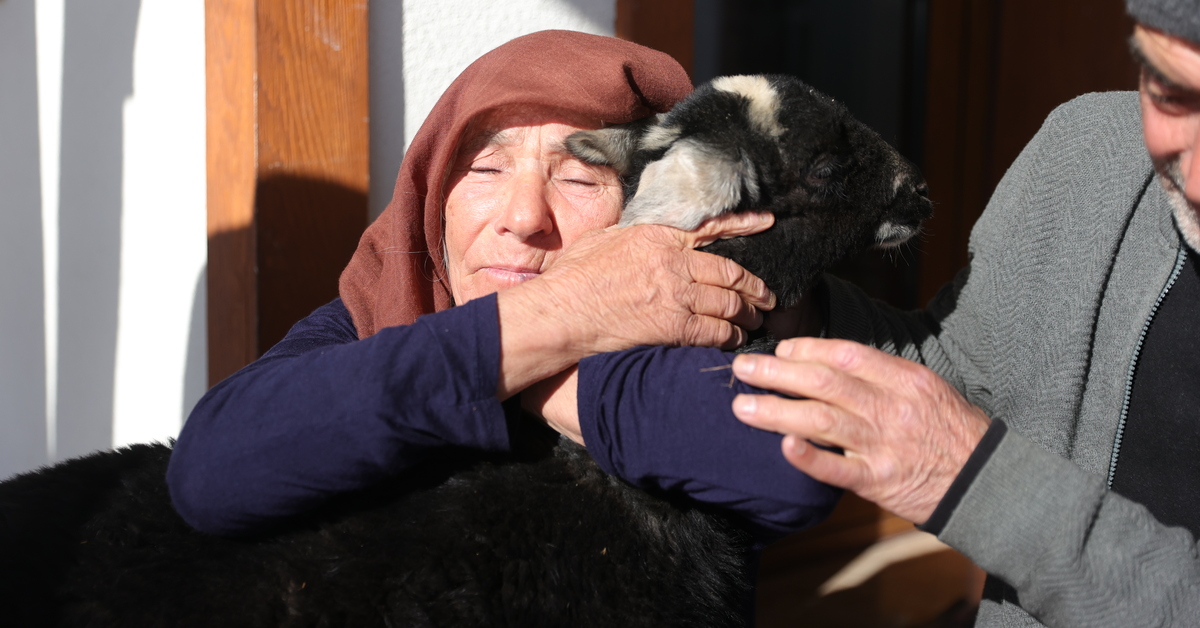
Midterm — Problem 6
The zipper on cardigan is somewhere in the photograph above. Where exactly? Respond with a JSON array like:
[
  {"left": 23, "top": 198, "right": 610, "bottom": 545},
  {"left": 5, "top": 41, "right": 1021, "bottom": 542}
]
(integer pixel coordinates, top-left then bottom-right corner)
[{"left": 1107, "top": 244, "right": 1188, "bottom": 488}]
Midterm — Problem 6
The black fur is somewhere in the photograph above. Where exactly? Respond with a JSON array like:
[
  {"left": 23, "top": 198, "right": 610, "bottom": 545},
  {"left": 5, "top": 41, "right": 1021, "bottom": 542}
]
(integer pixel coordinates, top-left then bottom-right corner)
[
  {"left": 0, "top": 74, "right": 929, "bottom": 627},
  {"left": 1, "top": 423, "right": 749, "bottom": 627}
]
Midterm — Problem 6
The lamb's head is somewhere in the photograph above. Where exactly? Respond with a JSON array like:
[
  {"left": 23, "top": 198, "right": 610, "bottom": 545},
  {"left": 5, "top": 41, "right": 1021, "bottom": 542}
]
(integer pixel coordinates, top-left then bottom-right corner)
[{"left": 566, "top": 74, "right": 932, "bottom": 309}]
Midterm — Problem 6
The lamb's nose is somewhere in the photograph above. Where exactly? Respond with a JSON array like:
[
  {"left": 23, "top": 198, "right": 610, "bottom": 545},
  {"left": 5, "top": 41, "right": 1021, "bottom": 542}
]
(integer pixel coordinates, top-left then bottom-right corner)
[{"left": 915, "top": 182, "right": 929, "bottom": 199}]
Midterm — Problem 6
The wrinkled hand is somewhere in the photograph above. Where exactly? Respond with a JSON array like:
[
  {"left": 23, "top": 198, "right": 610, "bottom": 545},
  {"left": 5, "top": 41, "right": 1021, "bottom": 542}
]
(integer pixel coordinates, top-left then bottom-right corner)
[
  {"left": 513, "top": 211, "right": 777, "bottom": 356},
  {"left": 730, "top": 337, "right": 991, "bottom": 524},
  {"left": 501, "top": 211, "right": 775, "bottom": 411}
]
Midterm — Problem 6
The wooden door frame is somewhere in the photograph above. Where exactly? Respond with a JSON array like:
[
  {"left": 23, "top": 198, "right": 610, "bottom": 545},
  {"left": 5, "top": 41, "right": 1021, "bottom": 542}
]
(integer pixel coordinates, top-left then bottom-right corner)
[{"left": 206, "top": 0, "right": 369, "bottom": 386}]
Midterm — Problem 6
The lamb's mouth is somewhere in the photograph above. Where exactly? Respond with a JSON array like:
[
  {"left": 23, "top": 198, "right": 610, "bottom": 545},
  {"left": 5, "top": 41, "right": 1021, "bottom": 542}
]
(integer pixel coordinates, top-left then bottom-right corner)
[{"left": 873, "top": 221, "right": 920, "bottom": 248}]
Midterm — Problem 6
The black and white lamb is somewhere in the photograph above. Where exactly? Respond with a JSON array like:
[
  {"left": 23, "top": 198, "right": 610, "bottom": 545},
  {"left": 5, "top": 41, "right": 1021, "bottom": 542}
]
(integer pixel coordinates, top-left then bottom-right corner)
[
  {"left": 0, "top": 74, "right": 931, "bottom": 628},
  {"left": 567, "top": 74, "right": 931, "bottom": 312}
]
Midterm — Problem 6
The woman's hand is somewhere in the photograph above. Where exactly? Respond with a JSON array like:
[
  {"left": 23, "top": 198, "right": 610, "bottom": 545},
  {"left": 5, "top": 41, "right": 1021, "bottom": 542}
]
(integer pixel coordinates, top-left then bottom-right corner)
[
  {"left": 730, "top": 337, "right": 991, "bottom": 524},
  {"left": 495, "top": 212, "right": 776, "bottom": 398},
  {"left": 546, "top": 211, "right": 778, "bottom": 352},
  {"left": 521, "top": 368, "right": 584, "bottom": 445}
]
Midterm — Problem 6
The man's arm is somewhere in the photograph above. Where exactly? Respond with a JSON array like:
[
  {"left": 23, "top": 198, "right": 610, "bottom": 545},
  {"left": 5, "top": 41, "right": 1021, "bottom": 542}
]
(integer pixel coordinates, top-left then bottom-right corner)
[{"left": 728, "top": 91, "right": 1200, "bottom": 626}]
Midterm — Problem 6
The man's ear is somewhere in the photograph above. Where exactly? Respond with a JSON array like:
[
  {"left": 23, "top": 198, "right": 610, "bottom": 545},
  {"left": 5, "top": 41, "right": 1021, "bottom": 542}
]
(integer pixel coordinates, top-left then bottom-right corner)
[{"left": 565, "top": 115, "right": 661, "bottom": 175}]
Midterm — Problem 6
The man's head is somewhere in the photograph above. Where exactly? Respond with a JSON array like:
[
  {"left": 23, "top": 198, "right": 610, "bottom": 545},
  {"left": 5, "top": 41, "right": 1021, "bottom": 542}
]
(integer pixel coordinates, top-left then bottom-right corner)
[{"left": 1127, "top": 0, "right": 1200, "bottom": 249}]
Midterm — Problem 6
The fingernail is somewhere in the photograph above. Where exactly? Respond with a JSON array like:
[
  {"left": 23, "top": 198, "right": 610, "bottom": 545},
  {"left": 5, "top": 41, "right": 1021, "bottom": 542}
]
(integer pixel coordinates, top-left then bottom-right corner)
[
  {"left": 776, "top": 338, "right": 795, "bottom": 357},
  {"left": 733, "top": 355, "right": 757, "bottom": 376},
  {"left": 733, "top": 394, "right": 757, "bottom": 416}
]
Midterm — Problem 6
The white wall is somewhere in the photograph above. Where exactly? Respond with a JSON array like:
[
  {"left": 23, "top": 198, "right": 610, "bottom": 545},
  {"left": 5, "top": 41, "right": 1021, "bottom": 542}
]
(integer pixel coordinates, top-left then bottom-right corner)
[
  {"left": 0, "top": 0, "right": 206, "bottom": 480},
  {"left": 369, "top": 0, "right": 617, "bottom": 220},
  {"left": 112, "top": 0, "right": 207, "bottom": 449},
  {"left": 0, "top": 0, "right": 49, "bottom": 479}
]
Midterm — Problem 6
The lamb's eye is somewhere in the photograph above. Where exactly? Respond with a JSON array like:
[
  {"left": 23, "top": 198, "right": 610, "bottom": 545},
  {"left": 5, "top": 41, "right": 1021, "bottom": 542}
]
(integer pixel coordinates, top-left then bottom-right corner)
[{"left": 807, "top": 160, "right": 837, "bottom": 185}]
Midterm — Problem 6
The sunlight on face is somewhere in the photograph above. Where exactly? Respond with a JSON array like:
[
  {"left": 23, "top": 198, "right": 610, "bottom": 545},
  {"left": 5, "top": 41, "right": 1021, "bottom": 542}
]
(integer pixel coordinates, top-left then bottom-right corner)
[
  {"left": 1134, "top": 25, "right": 1200, "bottom": 249},
  {"left": 442, "top": 106, "right": 623, "bottom": 304}
]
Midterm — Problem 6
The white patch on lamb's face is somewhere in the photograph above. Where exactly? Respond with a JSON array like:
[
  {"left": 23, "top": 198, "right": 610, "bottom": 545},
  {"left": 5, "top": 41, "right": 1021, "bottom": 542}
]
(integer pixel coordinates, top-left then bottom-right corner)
[
  {"left": 640, "top": 125, "right": 682, "bottom": 152},
  {"left": 885, "top": 146, "right": 914, "bottom": 199},
  {"left": 712, "top": 75, "right": 785, "bottom": 138},
  {"left": 875, "top": 221, "right": 917, "bottom": 248},
  {"left": 619, "top": 139, "right": 757, "bottom": 230}
]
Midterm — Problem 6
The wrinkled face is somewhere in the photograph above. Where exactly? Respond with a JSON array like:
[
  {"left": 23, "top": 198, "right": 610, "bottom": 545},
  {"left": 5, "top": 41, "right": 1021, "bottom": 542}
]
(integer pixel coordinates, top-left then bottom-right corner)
[
  {"left": 443, "top": 106, "right": 623, "bottom": 304},
  {"left": 1133, "top": 25, "right": 1200, "bottom": 249}
]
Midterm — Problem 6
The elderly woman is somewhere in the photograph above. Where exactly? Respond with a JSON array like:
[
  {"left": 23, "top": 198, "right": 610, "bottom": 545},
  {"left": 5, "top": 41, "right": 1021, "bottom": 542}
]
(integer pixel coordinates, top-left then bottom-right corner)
[{"left": 167, "top": 31, "right": 837, "bottom": 549}]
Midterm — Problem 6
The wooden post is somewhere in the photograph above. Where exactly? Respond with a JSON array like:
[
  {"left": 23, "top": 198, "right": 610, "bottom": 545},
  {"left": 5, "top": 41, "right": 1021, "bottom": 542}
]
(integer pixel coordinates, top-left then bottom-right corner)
[
  {"left": 616, "top": 0, "right": 694, "bottom": 78},
  {"left": 206, "top": 0, "right": 369, "bottom": 386}
]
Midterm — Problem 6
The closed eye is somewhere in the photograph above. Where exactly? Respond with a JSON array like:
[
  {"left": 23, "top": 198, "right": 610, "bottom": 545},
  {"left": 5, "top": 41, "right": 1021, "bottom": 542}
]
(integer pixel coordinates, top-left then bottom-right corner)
[
  {"left": 1143, "top": 74, "right": 1200, "bottom": 114},
  {"left": 806, "top": 158, "right": 841, "bottom": 186}
]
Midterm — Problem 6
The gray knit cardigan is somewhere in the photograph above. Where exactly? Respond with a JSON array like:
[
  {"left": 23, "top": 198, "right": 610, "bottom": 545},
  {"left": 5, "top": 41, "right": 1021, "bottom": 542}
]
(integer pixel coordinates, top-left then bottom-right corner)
[{"left": 825, "top": 91, "right": 1200, "bottom": 627}]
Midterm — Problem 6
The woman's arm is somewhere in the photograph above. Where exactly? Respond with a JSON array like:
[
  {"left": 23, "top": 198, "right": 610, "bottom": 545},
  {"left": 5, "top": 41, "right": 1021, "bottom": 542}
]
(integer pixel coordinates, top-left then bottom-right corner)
[
  {"left": 168, "top": 296, "right": 511, "bottom": 536},
  {"left": 526, "top": 345, "right": 842, "bottom": 541},
  {"left": 493, "top": 216, "right": 777, "bottom": 398},
  {"left": 170, "top": 217, "right": 778, "bottom": 537}
]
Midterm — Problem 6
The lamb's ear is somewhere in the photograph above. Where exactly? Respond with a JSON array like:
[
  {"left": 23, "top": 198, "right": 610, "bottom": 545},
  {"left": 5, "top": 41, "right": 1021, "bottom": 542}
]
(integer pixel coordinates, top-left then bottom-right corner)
[
  {"left": 565, "top": 127, "right": 639, "bottom": 174},
  {"left": 565, "top": 115, "right": 661, "bottom": 175},
  {"left": 619, "top": 139, "right": 760, "bottom": 230}
]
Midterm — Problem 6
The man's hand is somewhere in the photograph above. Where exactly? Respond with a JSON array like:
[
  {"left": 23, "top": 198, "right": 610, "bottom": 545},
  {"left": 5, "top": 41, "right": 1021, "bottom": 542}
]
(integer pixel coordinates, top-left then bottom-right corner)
[{"left": 730, "top": 337, "right": 990, "bottom": 524}]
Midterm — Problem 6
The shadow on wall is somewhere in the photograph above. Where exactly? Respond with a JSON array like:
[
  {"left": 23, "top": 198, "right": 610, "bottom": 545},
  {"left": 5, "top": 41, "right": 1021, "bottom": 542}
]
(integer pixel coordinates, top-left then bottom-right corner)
[
  {"left": 55, "top": 0, "right": 142, "bottom": 460},
  {"left": 182, "top": 265, "right": 206, "bottom": 422},
  {"left": 207, "top": 175, "right": 366, "bottom": 388},
  {"left": 255, "top": 175, "right": 367, "bottom": 355},
  {"left": 558, "top": 0, "right": 617, "bottom": 28},
  {"left": 368, "top": 0, "right": 403, "bottom": 222},
  {"left": 0, "top": 0, "right": 48, "bottom": 480}
]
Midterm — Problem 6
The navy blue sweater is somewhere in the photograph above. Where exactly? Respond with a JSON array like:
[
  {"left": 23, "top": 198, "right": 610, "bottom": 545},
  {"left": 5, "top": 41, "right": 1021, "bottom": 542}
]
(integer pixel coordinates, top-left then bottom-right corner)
[{"left": 167, "top": 294, "right": 840, "bottom": 541}]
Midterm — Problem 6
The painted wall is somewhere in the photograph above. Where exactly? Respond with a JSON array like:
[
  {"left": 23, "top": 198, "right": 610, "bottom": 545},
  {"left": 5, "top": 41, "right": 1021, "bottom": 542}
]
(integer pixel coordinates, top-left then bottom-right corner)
[
  {"left": 1, "top": 0, "right": 615, "bottom": 481},
  {"left": 0, "top": 0, "right": 49, "bottom": 480},
  {"left": 0, "top": 0, "right": 206, "bottom": 480}
]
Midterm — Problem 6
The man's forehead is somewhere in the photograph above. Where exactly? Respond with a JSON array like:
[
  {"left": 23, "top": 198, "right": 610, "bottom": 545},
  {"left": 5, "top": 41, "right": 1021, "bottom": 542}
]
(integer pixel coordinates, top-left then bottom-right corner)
[{"left": 1132, "top": 26, "right": 1200, "bottom": 91}]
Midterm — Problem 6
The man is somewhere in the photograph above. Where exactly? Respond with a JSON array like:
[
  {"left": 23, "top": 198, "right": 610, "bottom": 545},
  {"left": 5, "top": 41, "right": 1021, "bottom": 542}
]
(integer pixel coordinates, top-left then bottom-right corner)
[{"left": 731, "top": 0, "right": 1200, "bottom": 625}]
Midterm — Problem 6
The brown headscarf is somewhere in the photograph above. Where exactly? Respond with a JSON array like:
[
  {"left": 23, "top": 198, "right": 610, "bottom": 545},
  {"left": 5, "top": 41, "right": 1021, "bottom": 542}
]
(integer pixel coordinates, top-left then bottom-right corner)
[{"left": 338, "top": 30, "right": 693, "bottom": 339}]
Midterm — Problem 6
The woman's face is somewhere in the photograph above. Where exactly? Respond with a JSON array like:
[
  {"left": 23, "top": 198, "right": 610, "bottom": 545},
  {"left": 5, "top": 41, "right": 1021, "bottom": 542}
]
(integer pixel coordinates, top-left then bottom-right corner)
[{"left": 443, "top": 106, "right": 623, "bottom": 304}]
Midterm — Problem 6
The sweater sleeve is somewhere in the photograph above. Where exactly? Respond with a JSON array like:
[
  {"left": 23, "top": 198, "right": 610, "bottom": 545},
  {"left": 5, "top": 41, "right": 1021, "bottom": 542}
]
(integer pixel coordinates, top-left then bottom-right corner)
[
  {"left": 167, "top": 295, "right": 510, "bottom": 536},
  {"left": 939, "top": 426, "right": 1200, "bottom": 627},
  {"left": 577, "top": 345, "right": 843, "bottom": 541}
]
